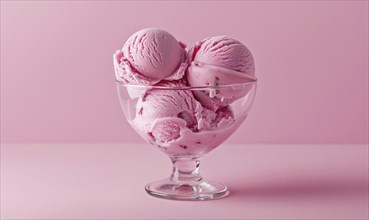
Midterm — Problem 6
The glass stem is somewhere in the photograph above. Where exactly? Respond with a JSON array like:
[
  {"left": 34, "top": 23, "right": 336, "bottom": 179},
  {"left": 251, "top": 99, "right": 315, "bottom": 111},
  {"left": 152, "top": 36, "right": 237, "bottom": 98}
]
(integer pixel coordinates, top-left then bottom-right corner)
[{"left": 170, "top": 158, "right": 202, "bottom": 182}]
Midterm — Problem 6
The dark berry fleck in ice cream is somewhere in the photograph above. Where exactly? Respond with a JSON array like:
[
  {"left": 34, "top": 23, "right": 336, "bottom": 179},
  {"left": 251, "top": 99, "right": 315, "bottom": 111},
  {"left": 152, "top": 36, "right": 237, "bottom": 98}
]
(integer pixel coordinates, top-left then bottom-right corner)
[
  {"left": 179, "top": 145, "right": 188, "bottom": 149},
  {"left": 214, "top": 76, "right": 220, "bottom": 86},
  {"left": 148, "top": 132, "right": 155, "bottom": 143},
  {"left": 177, "top": 112, "right": 184, "bottom": 118},
  {"left": 157, "top": 145, "right": 167, "bottom": 150},
  {"left": 142, "top": 92, "right": 151, "bottom": 102}
]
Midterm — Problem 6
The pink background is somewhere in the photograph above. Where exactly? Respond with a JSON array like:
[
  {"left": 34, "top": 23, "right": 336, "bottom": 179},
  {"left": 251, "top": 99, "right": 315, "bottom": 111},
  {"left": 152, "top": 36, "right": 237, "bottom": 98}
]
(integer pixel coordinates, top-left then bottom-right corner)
[{"left": 1, "top": 1, "right": 368, "bottom": 144}]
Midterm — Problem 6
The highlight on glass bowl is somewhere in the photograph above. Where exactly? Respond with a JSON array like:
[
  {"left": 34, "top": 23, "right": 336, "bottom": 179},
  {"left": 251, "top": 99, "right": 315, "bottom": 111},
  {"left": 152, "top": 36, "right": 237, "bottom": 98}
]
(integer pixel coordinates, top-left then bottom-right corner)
[{"left": 113, "top": 28, "right": 257, "bottom": 200}]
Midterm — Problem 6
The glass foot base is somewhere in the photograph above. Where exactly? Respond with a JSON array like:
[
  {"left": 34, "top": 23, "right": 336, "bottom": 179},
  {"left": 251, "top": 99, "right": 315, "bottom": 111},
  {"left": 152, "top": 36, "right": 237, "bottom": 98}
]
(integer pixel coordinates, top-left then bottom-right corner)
[{"left": 145, "top": 178, "right": 229, "bottom": 200}]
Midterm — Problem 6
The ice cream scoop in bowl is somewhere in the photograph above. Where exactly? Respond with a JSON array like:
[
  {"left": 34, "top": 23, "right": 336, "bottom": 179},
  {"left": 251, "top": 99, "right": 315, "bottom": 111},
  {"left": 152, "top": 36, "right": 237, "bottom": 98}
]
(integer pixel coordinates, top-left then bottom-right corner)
[{"left": 116, "top": 79, "right": 257, "bottom": 200}]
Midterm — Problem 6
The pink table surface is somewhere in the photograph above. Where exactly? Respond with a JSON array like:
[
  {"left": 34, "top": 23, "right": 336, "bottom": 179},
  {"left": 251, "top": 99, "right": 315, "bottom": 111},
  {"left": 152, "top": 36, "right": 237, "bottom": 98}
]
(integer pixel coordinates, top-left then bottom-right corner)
[{"left": 1, "top": 144, "right": 368, "bottom": 219}]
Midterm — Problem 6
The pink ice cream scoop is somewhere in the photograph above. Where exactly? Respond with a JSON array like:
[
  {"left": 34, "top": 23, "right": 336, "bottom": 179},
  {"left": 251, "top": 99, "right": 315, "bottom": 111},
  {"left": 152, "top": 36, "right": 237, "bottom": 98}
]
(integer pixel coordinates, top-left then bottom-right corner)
[
  {"left": 189, "top": 35, "right": 255, "bottom": 75},
  {"left": 186, "top": 36, "right": 256, "bottom": 110},
  {"left": 133, "top": 81, "right": 203, "bottom": 143},
  {"left": 133, "top": 80, "right": 237, "bottom": 146},
  {"left": 114, "top": 28, "right": 188, "bottom": 85}
]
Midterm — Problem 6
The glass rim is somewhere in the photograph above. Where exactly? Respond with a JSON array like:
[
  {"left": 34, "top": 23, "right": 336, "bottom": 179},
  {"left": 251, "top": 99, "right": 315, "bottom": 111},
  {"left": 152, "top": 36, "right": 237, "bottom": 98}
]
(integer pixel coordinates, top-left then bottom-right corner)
[{"left": 116, "top": 79, "right": 257, "bottom": 90}]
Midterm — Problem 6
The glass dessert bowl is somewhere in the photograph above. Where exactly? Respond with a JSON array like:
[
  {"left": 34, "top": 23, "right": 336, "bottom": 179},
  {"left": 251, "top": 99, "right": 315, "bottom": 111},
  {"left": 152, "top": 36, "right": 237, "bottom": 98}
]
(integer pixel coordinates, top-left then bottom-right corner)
[{"left": 116, "top": 80, "right": 257, "bottom": 200}]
